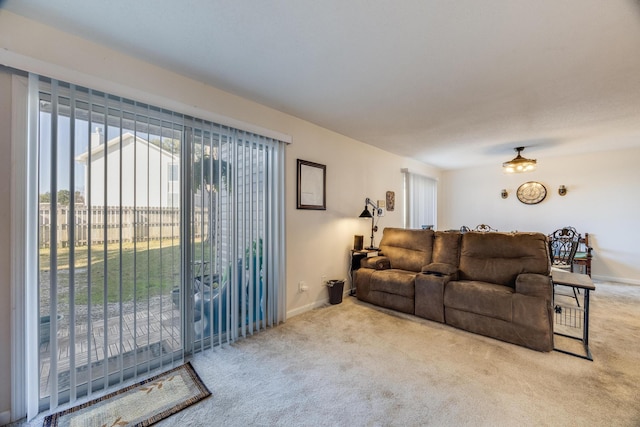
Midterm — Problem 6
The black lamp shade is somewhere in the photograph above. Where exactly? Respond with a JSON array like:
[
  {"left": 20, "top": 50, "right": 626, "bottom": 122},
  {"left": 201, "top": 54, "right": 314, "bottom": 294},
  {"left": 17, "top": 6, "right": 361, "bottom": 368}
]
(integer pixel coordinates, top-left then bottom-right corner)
[{"left": 359, "top": 206, "right": 372, "bottom": 218}]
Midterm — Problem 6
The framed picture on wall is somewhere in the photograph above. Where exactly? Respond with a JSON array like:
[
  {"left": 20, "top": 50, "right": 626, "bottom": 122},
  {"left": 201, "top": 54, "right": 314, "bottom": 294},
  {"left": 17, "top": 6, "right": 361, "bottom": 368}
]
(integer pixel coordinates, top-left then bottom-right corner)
[
  {"left": 297, "top": 159, "right": 326, "bottom": 210},
  {"left": 386, "top": 191, "right": 395, "bottom": 211}
]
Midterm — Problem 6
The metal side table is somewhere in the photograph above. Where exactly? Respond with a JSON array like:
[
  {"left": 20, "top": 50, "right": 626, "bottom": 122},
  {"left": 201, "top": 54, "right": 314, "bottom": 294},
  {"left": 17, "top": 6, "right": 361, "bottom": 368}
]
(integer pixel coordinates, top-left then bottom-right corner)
[{"left": 551, "top": 270, "right": 596, "bottom": 361}]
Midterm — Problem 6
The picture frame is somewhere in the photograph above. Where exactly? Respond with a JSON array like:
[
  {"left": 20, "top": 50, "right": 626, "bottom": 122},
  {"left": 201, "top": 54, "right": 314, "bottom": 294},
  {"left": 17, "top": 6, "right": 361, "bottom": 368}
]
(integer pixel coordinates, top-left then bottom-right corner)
[
  {"left": 386, "top": 191, "right": 395, "bottom": 212},
  {"left": 297, "top": 159, "right": 326, "bottom": 210}
]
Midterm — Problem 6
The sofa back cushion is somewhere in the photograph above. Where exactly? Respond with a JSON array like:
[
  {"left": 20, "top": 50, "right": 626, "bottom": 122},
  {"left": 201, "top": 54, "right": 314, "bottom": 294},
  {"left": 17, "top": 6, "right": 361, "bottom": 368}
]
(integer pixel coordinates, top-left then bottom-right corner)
[
  {"left": 379, "top": 228, "right": 434, "bottom": 272},
  {"left": 458, "top": 232, "right": 550, "bottom": 288},
  {"left": 433, "top": 231, "right": 462, "bottom": 265}
]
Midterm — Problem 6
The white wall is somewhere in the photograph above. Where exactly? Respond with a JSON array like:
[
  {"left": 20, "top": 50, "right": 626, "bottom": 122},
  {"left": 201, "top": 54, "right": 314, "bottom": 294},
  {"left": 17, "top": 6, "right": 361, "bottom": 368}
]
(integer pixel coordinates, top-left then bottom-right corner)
[
  {"left": 440, "top": 147, "right": 640, "bottom": 284},
  {"left": 86, "top": 137, "right": 177, "bottom": 208},
  {"left": 285, "top": 130, "right": 439, "bottom": 315},
  {"left": 0, "top": 10, "right": 440, "bottom": 419}
]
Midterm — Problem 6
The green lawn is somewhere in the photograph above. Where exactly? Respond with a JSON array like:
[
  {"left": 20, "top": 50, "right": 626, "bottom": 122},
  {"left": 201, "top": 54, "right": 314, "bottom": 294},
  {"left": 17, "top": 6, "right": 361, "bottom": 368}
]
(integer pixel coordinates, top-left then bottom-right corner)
[{"left": 39, "top": 239, "right": 189, "bottom": 305}]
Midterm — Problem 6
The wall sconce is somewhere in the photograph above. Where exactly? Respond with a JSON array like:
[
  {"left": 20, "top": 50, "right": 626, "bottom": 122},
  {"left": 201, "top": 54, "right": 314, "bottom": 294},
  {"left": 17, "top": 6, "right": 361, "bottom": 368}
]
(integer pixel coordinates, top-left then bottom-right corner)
[
  {"left": 558, "top": 185, "right": 567, "bottom": 196},
  {"left": 501, "top": 189, "right": 508, "bottom": 199}
]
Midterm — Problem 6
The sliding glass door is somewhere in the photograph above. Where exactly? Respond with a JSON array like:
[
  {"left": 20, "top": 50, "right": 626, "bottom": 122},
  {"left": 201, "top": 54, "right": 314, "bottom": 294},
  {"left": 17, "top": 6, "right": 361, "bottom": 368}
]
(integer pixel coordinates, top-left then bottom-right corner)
[
  {"left": 31, "top": 75, "right": 287, "bottom": 413},
  {"left": 36, "top": 79, "right": 183, "bottom": 410}
]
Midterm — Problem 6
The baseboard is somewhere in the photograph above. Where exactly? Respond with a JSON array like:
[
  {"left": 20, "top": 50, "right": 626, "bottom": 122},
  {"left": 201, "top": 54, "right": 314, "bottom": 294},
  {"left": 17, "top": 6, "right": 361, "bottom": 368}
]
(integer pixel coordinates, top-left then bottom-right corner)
[
  {"left": 592, "top": 275, "right": 640, "bottom": 286},
  {"left": 287, "top": 289, "right": 355, "bottom": 319},
  {"left": 0, "top": 410, "right": 11, "bottom": 426},
  {"left": 287, "top": 299, "right": 330, "bottom": 318}
]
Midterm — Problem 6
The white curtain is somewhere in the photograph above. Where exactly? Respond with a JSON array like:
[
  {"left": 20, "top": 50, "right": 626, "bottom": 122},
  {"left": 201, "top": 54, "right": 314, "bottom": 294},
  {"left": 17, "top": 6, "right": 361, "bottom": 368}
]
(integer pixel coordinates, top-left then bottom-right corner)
[{"left": 403, "top": 169, "right": 437, "bottom": 229}]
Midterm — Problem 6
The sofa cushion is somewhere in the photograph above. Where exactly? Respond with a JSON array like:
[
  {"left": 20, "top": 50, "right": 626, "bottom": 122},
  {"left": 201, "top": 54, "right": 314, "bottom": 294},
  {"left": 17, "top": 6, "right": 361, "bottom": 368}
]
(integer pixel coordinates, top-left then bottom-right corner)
[
  {"left": 433, "top": 231, "right": 462, "bottom": 265},
  {"left": 421, "top": 262, "right": 458, "bottom": 276},
  {"left": 445, "top": 308, "right": 553, "bottom": 352},
  {"left": 458, "top": 232, "right": 550, "bottom": 288},
  {"left": 379, "top": 228, "right": 434, "bottom": 272},
  {"left": 369, "top": 269, "right": 416, "bottom": 298},
  {"left": 444, "top": 280, "right": 514, "bottom": 322}
]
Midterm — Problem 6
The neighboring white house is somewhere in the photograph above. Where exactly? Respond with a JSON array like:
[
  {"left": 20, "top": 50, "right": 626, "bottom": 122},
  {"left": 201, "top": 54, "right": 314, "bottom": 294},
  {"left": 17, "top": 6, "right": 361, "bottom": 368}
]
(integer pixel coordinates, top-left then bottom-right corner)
[{"left": 76, "top": 130, "right": 179, "bottom": 208}]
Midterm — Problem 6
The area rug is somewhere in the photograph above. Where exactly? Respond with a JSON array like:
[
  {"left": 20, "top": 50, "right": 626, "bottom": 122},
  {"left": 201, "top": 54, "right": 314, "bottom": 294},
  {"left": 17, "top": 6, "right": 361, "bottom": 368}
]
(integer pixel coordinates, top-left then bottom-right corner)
[{"left": 43, "top": 362, "right": 210, "bottom": 427}]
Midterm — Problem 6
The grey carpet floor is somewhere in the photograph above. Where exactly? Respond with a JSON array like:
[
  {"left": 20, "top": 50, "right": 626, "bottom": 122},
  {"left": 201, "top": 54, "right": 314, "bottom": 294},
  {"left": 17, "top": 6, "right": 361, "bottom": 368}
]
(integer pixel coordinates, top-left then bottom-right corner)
[
  {"left": 168, "top": 280, "right": 640, "bottom": 426},
  {"left": 19, "top": 280, "right": 640, "bottom": 426}
]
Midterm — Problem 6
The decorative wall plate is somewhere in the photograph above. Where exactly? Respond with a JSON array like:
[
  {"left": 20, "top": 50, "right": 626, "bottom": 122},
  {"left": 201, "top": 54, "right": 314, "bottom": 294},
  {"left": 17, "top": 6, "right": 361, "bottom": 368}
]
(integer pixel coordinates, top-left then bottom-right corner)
[{"left": 516, "top": 181, "right": 547, "bottom": 205}]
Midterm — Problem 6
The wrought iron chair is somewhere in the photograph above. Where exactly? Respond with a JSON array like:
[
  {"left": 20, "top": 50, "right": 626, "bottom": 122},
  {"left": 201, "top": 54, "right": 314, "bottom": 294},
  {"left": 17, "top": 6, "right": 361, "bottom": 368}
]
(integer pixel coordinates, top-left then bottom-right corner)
[
  {"left": 474, "top": 224, "right": 497, "bottom": 232},
  {"left": 573, "top": 233, "right": 593, "bottom": 277},
  {"left": 548, "top": 226, "right": 581, "bottom": 305},
  {"left": 548, "top": 227, "right": 580, "bottom": 269}
]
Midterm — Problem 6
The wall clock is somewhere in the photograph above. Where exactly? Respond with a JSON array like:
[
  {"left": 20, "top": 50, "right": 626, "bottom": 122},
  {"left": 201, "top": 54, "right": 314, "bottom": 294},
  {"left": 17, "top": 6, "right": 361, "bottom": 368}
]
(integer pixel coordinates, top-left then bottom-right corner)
[{"left": 517, "top": 181, "right": 547, "bottom": 205}]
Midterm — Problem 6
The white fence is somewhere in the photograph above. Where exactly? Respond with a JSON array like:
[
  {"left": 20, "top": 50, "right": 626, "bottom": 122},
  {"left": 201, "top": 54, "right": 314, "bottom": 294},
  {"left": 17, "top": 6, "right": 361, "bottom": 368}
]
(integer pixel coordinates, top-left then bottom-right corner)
[{"left": 39, "top": 204, "right": 205, "bottom": 248}]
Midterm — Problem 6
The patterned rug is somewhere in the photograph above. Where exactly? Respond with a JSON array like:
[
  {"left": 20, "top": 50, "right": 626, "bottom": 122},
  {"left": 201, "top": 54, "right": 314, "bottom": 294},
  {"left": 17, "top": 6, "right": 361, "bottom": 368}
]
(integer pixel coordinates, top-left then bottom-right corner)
[{"left": 43, "top": 362, "right": 210, "bottom": 427}]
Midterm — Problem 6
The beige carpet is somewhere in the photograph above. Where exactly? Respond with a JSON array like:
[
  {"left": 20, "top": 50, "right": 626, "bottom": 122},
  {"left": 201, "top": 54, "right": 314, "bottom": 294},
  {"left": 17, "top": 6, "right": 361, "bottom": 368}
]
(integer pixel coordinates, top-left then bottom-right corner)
[
  {"left": 20, "top": 281, "right": 640, "bottom": 426},
  {"left": 170, "top": 280, "right": 640, "bottom": 426}
]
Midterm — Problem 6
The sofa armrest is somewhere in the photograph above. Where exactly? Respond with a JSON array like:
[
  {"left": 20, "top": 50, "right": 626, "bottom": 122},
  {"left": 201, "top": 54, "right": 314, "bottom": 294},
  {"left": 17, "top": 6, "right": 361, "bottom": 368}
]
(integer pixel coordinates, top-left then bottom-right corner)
[
  {"left": 415, "top": 273, "right": 452, "bottom": 322},
  {"left": 360, "top": 256, "right": 391, "bottom": 270},
  {"left": 515, "top": 273, "right": 553, "bottom": 302},
  {"left": 421, "top": 262, "right": 458, "bottom": 279}
]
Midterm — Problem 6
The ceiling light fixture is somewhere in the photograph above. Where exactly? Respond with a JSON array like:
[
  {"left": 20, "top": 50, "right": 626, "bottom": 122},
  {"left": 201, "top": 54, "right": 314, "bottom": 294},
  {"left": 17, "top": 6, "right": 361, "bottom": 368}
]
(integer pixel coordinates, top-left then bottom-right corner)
[{"left": 502, "top": 147, "right": 537, "bottom": 173}]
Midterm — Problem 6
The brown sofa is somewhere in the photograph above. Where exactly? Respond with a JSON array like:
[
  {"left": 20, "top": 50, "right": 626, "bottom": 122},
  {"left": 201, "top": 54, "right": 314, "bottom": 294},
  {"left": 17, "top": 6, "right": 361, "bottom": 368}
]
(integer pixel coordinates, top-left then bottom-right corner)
[{"left": 354, "top": 228, "right": 553, "bottom": 352}]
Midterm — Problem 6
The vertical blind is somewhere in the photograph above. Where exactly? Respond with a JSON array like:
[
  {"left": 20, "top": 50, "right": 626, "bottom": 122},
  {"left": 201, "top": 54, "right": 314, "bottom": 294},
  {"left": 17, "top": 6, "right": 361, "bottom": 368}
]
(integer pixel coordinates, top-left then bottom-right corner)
[
  {"left": 185, "top": 119, "right": 286, "bottom": 353},
  {"left": 403, "top": 169, "right": 437, "bottom": 229},
  {"left": 31, "top": 74, "right": 287, "bottom": 413},
  {"left": 34, "top": 77, "right": 185, "bottom": 411}
]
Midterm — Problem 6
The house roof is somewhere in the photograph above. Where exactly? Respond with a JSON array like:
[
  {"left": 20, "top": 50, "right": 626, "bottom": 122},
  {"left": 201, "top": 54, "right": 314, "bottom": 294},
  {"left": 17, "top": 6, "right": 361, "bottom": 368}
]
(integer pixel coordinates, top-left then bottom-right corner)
[
  {"left": 4, "top": 0, "right": 640, "bottom": 169},
  {"left": 76, "top": 132, "right": 179, "bottom": 164}
]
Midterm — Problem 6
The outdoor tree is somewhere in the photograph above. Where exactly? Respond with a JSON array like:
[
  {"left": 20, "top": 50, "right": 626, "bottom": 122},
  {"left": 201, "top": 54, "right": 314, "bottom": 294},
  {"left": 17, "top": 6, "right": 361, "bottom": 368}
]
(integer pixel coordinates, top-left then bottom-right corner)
[
  {"left": 40, "top": 190, "right": 85, "bottom": 205},
  {"left": 57, "top": 190, "right": 71, "bottom": 205}
]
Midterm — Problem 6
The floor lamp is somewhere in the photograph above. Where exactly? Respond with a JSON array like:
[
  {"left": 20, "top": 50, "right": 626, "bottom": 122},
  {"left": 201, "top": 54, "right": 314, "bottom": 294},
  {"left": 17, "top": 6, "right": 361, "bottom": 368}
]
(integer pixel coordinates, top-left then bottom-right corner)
[{"left": 358, "top": 198, "right": 382, "bottom": 249}]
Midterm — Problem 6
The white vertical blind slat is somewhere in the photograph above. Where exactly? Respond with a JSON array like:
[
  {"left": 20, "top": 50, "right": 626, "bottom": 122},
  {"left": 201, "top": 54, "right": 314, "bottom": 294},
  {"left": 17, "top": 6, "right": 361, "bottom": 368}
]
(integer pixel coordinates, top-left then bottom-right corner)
[
  {"left": 26, "top": 73, "right": 41, "bottom": 421},
  {"left": 68, "top": 85, "right": 77, "bottom": 401},
  {"left": 86, "top": 88, "right": 94, "bottom": 396},
  {"left": 101, "top": 91, "right": 109, "bottom": 392},
  {"left": 48, "top": 79, "right": 59, "bottom": 410}
]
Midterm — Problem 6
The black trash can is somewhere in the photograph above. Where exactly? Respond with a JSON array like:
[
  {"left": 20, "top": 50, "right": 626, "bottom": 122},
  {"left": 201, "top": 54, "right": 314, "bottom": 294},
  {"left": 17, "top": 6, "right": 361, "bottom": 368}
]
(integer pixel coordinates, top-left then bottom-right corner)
[{"left": 327, "top": 279, "right": 345, "bottom": 305}]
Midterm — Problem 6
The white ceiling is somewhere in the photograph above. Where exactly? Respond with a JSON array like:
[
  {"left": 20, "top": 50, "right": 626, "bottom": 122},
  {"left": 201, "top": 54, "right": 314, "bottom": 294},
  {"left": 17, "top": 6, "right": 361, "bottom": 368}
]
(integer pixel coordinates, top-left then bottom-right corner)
[{"left": 3, "top": 0, "right": 640, "bottom": 169}]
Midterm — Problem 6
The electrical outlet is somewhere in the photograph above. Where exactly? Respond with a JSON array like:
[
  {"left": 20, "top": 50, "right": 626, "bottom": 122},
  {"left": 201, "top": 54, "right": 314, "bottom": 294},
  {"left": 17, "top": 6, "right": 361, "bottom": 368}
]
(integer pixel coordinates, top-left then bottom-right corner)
[
  {"left": 298, "top": 281, "right": 308, "bottom": 293},
  {"left": 321, "top": 275, "right": 327, "bottom": 286},
  {"left": 378, "top": 207, "right": 385, "bottom": 217}
]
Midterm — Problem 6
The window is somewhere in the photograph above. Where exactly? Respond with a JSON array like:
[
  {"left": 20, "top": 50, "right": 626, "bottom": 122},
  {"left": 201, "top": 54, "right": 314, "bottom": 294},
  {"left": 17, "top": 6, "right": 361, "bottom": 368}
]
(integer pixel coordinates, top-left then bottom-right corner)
[
  {"left": 403, "top": 169, "right": 437, "bottom": 229},
  {"left": 34, "top": 78, "right": 185, "bottom": 411}
]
